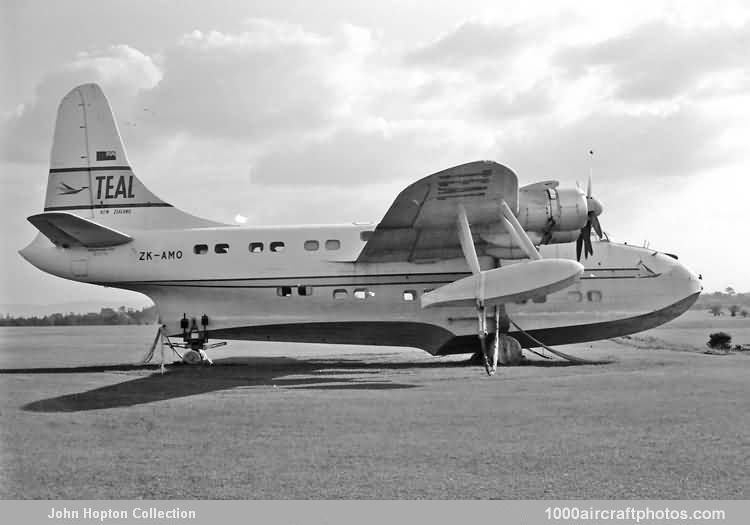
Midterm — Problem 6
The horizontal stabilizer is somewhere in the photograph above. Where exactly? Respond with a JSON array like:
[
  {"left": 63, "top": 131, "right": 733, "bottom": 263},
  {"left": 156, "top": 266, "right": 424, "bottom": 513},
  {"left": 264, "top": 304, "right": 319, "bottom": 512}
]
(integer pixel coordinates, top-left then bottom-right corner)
[
  {"left": 421, "top": 259, "right": 583, "bottom": 308},
  {"left": 28, "top": 212, "right": 133, "bottom": 248}
]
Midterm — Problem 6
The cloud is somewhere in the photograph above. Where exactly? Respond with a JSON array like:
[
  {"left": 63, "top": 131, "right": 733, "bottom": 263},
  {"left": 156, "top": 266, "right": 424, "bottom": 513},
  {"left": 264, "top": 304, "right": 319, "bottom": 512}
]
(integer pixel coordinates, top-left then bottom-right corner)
[
  {"left": 497, "top": 106, "right": 727, "bottom": 184},
  {"left": 1, "top": 45, "right": 160, "bottom": 162},
  {"left": 249, "top": 120, "right": 495, "bottom": 187},
  {"left": 474, "top": 82, "right": 554, "bottom": 121},
  {"left": 136, "top": 20, "right": 375, "bottom": 142},
  {"left": 558, "top": 21, "right": 750, "bottom": 101},
  {"left": 404, "top": 20, "right": 534, "bottom": 68}
]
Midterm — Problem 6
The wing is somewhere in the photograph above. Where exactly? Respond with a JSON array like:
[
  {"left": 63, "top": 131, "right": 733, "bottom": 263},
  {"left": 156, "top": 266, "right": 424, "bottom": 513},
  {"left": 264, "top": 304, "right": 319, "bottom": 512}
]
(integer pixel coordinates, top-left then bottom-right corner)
[
  {"left": 28, "top": 212, "right": 133, "bottom": 248},
  {"left": 357, "top": 161, "right": 518, "bottom": 263}
]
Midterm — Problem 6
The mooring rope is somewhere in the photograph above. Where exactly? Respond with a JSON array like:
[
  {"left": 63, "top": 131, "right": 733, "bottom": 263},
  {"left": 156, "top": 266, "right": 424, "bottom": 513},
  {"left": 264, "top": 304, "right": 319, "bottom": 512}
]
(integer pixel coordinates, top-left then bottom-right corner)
[{"left": 508, "top": 317, "right": 611, "bottom": 365}]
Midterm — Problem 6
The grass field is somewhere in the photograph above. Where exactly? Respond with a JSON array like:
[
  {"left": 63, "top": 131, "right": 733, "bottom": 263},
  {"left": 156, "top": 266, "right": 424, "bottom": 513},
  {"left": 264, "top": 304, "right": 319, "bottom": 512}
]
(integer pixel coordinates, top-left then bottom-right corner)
[{"left": 1, "top": 312, "right": 749, "bottom": 499}]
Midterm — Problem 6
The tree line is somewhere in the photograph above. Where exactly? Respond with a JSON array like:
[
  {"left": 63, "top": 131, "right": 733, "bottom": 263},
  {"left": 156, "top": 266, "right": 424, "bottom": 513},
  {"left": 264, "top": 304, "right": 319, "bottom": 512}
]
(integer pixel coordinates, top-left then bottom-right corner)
[
  {"left": 0, "top": 306, "right": 158, "bottom": 326},
  {"left": 692, "top": 288, "right": 750, "bottom": 317}
]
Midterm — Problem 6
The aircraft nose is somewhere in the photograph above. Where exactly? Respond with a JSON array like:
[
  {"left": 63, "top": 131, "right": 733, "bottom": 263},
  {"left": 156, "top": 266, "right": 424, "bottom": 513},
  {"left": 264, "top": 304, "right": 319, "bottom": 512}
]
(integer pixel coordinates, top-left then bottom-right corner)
[{"left": 667, "top": 260, "right": 703, "bottom": 297}]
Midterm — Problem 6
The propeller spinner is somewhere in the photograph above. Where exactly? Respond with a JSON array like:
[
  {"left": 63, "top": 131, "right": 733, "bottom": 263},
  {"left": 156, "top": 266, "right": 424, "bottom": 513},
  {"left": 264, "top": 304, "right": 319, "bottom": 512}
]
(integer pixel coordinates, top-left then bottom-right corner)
[{"left": 576, "top": 176, "right": 604, "bottom": 262}]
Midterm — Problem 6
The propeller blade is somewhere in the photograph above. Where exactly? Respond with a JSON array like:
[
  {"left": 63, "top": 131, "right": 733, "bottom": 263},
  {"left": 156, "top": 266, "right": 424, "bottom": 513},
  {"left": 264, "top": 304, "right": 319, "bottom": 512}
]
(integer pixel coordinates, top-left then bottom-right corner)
[
  {"left": 587, "top": 175, "right": 592, "bottom": 198},
  {"left": 576, "top": 232, "right": 584, "bottom": 261},
  {"left": 584, "top": 222, "right": 594, "bottom": 257},
  {"left": 591, "top": 213, "right": 603, "bottom": 238}
]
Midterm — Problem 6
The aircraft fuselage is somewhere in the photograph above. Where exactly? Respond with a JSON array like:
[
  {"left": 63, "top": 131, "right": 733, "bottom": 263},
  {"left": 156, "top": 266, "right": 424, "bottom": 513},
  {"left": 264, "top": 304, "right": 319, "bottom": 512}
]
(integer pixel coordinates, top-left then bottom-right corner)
[{"left": 21, "top": 224, "right": 703, "bottom": 355}]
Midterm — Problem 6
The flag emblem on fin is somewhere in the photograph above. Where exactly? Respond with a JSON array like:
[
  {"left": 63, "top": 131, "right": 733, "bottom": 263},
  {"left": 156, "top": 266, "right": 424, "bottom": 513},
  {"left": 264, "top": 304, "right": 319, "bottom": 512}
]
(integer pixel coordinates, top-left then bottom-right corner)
[{"left": 96, "top": 150, "right": 117, "bottom": 161}]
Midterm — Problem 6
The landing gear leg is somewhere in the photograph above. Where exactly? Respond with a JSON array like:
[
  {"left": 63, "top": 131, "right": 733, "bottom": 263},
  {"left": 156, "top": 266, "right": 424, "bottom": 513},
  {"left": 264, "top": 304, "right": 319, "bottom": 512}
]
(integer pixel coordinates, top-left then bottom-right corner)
[{"left": 477, "top": 302, "right": 498, "bottom": 376}]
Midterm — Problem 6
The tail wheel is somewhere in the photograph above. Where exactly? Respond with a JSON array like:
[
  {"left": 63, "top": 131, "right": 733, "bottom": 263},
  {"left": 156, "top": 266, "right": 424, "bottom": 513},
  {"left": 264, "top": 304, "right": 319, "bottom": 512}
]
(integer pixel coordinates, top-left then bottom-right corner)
[{"left": 182, "top": 349, "right": 202, "bottom": 365}]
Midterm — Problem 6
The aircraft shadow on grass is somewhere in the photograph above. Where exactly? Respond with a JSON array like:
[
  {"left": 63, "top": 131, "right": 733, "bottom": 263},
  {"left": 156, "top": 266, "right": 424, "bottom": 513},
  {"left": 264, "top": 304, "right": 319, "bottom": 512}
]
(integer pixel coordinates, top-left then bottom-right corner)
[{"left": 8, "top": 354, "right": 600, "bottom": 413}]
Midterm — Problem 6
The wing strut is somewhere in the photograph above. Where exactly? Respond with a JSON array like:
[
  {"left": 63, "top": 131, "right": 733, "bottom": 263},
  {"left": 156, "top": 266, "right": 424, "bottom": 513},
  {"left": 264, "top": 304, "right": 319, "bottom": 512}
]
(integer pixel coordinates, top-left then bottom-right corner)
[
  {"left": 456, "top": 204, "right": 481, "bottom": 275},
  {"left": 450, "top": 201, "right": 584, "bottom": 375},
  {"left": 499, "top": 200, "right": 541, "bottom": 260}
]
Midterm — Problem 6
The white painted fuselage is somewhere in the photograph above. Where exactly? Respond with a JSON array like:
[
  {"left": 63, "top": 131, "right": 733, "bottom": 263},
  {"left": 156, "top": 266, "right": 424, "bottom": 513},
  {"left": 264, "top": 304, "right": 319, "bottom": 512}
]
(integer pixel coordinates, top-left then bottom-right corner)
[{"left": 21, "top": 224, "right": 703, "bottom": 355}]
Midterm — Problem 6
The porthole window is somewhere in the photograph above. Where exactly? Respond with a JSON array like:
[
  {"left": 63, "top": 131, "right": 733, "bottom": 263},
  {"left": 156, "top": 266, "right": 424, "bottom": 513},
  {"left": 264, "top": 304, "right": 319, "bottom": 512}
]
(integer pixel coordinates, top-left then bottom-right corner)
[
  {"left": 215, "top": 243, "right": 229, "bottom": 254},
  {"left": 354, "top": 288, "right": 374, "bottom": 300},
  {"left": 360, "top": 230, "right": 374, "bottom": 242},
  {"left": 403, "top": 290, "right": 417, "bottom": 301},
  {"left": 325, "top": 239, "right": 341, "bottom": 251},
  {"left": 277, "top": 286, "right": 292, "bottom": 297},
  {"left": 567, "top": 291, "right": 583, "bottom": 302},
  {"left": 587, "top": 290, "right": 602, "bottom": 302},
  {"left": 304, "top": 240, "right": 319, "bottom": 251},
  {"left": 270, "top": 241, "right": 285, "bottom": 252},
  {"left": 194, "top": 244, "right": 208, "bottom": 255},
  {"left": 249, "top": 242, "right": 263, "bottom": 253},
  {"left": 333, "top": 289, "right": 348, "bottom": 299},
  {"left": 298, "top": 285, "right": 313, "bottom": 296}
]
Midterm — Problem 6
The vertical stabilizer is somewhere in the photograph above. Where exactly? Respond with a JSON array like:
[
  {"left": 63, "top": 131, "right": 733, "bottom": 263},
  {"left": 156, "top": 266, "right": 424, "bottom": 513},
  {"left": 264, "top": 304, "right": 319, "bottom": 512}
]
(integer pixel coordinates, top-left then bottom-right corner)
[{"left": 43, "top": 83, "right": 223, "bottom": 229}]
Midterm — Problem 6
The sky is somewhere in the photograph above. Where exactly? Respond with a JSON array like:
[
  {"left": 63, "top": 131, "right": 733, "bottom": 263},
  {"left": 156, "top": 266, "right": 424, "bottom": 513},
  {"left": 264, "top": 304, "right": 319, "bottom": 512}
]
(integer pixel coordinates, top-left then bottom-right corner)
[{"left": 1, "top": 0, "right": 749, "bottom": 312}]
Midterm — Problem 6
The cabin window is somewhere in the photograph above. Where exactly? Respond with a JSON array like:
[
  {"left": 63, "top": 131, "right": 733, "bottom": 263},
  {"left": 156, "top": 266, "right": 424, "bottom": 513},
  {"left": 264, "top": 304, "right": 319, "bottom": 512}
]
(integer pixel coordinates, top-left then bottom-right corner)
[
  {"left": 298, "top": 285, "right": 313, "bottom": 296},
  {"left": 423, "top": 288, "right": 434, "bottom": 294},
  {"left": 249, "top": 242, "right": 263, "bottom": 253},
  {"left": 277, "top": 286, "right": 292, "bottom": 297},
  {"left": 325, "top": 239, "right": 341, "bottom": 251},
  {"left": 587, "top": 290, "right": 602, "bottom": 302},
  {"left": 194, "top": 244, "right": 208, "bottom": 255},
  {"left": 515, "top": 298, "right": 528, "bottom": 305},
  {"left": 270, "top": 241, "right": 285, "bottom": 252},
  {"left": 567, "top": 291, "right": 583, "bottom": 302},
  {"left": 532, "top": 295, "right": 547, "bottom": 303},
  {"left": 333, "top": 289, "right": 348, "bottom": 299},
  {"left": 403, "top": 290, "right": 417, "bottom": 301},
  {"left": 547, "top": 188, "right": 558, "bottom": 200},
  {"left": 304, "top": 240, "right": 319, "bottom": 251},
  {"left": 353, "top": 288, "right": 374, "bottom": 300},
  {"left": 214, "top": 243, "right": 229, "bottom": 254},
  {"left": 360, "top": 230, "right": 374, "bottom": 242}
]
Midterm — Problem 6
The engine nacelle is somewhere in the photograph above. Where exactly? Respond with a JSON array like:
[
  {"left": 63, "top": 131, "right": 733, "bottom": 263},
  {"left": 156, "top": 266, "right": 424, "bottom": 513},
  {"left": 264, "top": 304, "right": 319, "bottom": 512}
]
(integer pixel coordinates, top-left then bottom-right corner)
[
  {"left": 518, "top": 187, "right": 589, "bottom": 232},
  {"left": 548, "top": 231, "right": 579, "bottom": 244}
]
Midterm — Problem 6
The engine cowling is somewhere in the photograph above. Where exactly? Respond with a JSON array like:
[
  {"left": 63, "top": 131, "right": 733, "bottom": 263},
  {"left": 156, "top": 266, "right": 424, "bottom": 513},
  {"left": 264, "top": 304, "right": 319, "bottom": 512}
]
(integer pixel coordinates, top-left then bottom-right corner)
[{"left": 518, "top": 187, "right": 589, "bottom": 232}]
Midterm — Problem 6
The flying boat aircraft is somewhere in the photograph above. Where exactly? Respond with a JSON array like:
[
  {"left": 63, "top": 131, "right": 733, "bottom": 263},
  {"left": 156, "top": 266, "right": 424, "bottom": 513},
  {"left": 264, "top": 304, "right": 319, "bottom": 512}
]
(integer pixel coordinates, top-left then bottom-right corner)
[{"left": 20, "top": 84, "right": 703, "bottom": 375}]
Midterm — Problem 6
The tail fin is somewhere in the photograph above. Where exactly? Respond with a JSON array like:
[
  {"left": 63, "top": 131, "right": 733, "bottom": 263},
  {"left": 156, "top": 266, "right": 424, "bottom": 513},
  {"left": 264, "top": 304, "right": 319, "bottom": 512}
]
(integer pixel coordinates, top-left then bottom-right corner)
[{"left": 43, "top": 83, "right": 222, "bottom": 230}]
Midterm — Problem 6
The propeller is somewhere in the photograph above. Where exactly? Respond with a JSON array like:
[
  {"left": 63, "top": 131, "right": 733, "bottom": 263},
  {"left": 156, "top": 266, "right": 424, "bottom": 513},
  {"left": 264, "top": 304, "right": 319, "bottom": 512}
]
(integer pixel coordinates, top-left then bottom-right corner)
[{"left": 576, "top": 176, "right": 604, "bottom": 262}]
